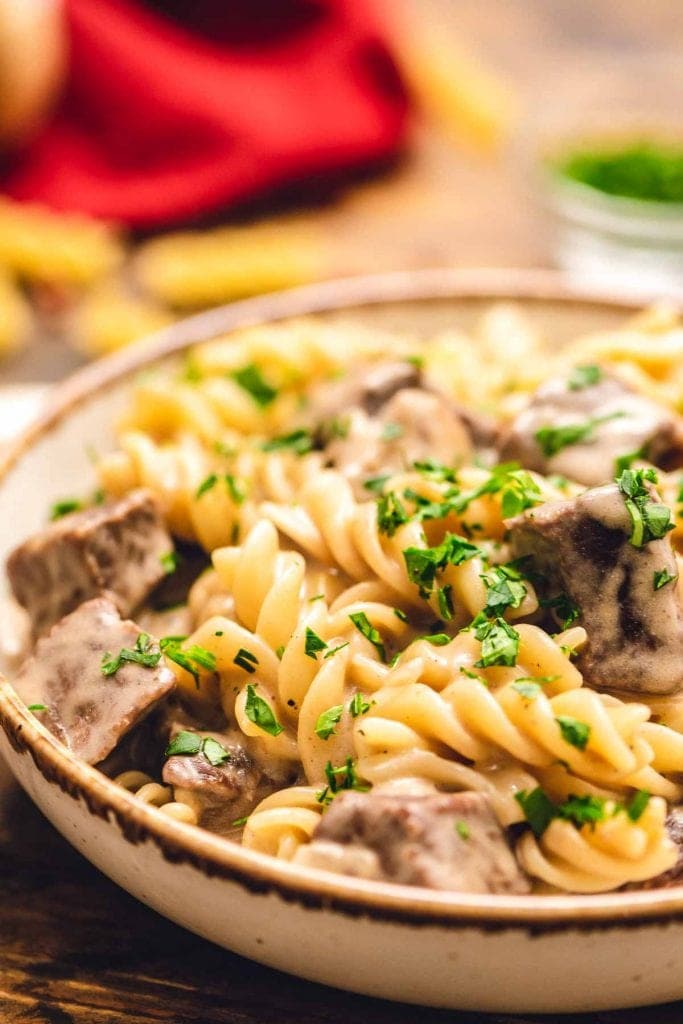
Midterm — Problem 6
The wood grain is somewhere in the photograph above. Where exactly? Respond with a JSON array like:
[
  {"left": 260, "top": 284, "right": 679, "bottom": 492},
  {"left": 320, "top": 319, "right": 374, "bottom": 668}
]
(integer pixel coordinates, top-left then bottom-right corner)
[{"left": 2, "top": 2, "right": 683, "bottom": 1021}]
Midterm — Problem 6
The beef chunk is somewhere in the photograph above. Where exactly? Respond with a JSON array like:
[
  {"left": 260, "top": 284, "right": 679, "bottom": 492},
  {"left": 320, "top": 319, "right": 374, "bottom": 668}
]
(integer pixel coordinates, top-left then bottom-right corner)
[
  {"left": 14, "top": 596, "right": 175, "bottom": 764},
  {"left": 306, "top": 790, "right": 529, "bottom": 893},
  {"left": 508, "top": 483, "right": 683, "bottom": 694},
  {"left": 8, "top": 489, "right": 172, "bottom": 639},
  {"left": 323, "top": 388, "right": 472, "bottom": 497},
  {"left": 162, "top": 721, "right": 262, "bottom": 833},
  {"left": 498, "top": 370, "right": 683, "bottom": 486},
  {"left": 310, "top": 361, "right": 420, "bottom": 425}
]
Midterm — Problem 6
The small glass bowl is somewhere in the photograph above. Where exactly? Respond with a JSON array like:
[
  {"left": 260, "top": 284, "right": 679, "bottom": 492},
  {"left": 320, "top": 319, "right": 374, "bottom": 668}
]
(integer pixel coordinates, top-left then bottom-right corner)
[{"left": 522, "top": 54, "right": 683, "bottom": 295}]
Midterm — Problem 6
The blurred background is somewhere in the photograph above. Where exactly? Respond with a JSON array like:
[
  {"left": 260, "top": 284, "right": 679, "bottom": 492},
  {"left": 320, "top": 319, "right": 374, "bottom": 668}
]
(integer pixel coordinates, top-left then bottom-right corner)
[{"left": 0, "top": 0, "right": 681, "bottom": 416}]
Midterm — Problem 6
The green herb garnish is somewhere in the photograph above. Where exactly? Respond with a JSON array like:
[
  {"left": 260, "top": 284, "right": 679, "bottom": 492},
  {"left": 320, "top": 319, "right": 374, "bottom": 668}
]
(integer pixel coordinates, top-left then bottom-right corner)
[
  {"left": 49, "top": 498, "right": 83, "bottom": 520},
  {"left": 381, "top": 421, "right": 403, "bottom": 442},
  {"left": 654, "top": 568, "right": 678, "bottom": 591},
  {"left": 535, "top": 412, "right": 624, "bottom": 458},
  {"left": 102, "top": 632, "right": 162, "bottom": 676},
  {"left": 233, "top": 648, "right": 259, "bottom": 674},
  {"left": 348, "top": 612, "right": 386, "bottom": 662},
  {"left": 160, "top": 550, "right": 179, "bottom": 575},
  {"left": 304, "top": 627, "right": 327, "bottom": 660},
  {"left": 164, "top": 731, "right": 231, "bottom": 767},
  {"left": 627, "top": 789, "right": 651, "bottom": 822},
  {"left": 403, "top": 533, "right": 482, "bottom": 598},
  {"left": 160, "top": 637, "right": 217, "bottom": 687},
  {"left": 315, "top": 705, "right": 344, "bottom": 740},
  {"left": 540, "top": 592, "right": 581, "bottom": 630},
  {"left": 231, "top": 364, "right": 278, "bottom": 407},
  {"left": 617, "top": 468, "right": 674, "bottom": 547},
  {"left": 568, "top": 365, "right": 602, "bottom": 390},
  {"left": 556, "top": 142, "right": 683, "bottom": 204},
  {"left": 472, "top": 613, "right": 520, "bottom": 668},
  {"left": 261, "top": 429, "right": 313, "bottom": 455},
  {"left": 377, "top": 491, "right": 410, "bottom": 536},
  {"left": 555, "top": 715, "right": 591, "bottom": 751},
  {"left": 324, "top": 642, "right": 350, "bottom": 659},
  {"left": 455, "top": 821, "right": 470, "bottom": 840},
  {"left": 349, "top": 692, "right": 372, "bottom": 717},
  {"left": 245, "top": 684, "right": 284, "bottom": 736},
  {"left": 482, "top": 564, "right": 527, "bottom": 616}
]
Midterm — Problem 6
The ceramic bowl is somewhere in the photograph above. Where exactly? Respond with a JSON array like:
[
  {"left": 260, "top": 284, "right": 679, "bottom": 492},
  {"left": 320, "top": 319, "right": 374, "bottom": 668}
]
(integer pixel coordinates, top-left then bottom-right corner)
[{"left": 2, "top": 268, "right": 682, "bottom": 1014}]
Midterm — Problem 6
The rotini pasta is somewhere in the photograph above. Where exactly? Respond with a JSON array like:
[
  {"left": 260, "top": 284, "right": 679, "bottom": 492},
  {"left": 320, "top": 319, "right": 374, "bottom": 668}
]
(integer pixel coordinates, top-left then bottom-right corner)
[{"left": 13, "top": 304, "right": 683, "bottom": 897}]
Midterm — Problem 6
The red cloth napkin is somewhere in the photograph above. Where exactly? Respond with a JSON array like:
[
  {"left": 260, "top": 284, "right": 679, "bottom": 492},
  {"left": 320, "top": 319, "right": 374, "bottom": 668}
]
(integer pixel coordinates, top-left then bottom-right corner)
[{"left": 2, "top": 0, "right": 408, "bottom": 228}]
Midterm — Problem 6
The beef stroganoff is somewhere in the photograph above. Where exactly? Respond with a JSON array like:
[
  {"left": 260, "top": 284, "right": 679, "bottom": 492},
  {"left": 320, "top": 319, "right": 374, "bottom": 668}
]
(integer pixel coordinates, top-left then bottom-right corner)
[{"left": 9, "top": 303, "right": 683, "bottom": 895}]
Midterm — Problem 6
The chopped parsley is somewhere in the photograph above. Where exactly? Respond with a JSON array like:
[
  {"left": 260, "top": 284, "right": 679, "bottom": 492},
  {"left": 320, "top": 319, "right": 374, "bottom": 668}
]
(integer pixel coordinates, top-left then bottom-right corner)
[
  {"left": 349, "top": 692, "right": 372, "bottom": 717},
  {"left": 348, "top": 611, "right": 386, "bottom": 662},
  {"left": 304, "top": 627, "right": 327, "bottom": 660},
  {"left": 535, "top": 412, "right": 624, "bottom": 458},
  {"left": 568, "top": 365, "right": 602, "bottom": 391},
  {"left": 363, "top": 474, "right": 391, "bottom": 494},
  {"left": 49, "top": 497, "right": 83, "bottom": 520},
  {"left": 455, "top": 821, "right": 470, "bottom": 840},
  {"left": 165, "top": 730, "right": 231, "bottom": 766},
  {"left": 28, "top": 703, "right": 47, "bottom": 712},
  {"left": 555, "top": 715, "right": 591, "bottom": 751},
  {"left": 232, "top": 816, "right": 249, "bottom": 828},
  {"left": 654, "top": 568, "right": 678, "bottom": 591},
  {"left": 403, "top": 533, "right": 482, "bottom": 598},
  {"left": 315, "top": 705, "right": 344, "bottom": 740},
  {"left": 393, "top": 607, "right": 408, "bottom": 622},
  {"left": 437, "top": 585, "right": 454, "bottom": 620},
  {"left": 102, "top": 632, "right": 162, "bottom": 676},
  {"left": 261, "top": 429, "right": 313, "bottom": 455},
  {"left": 413, "top": 459, "right": 458, "bottom": 483},
  {"left": 245, "top": 684, "right": 284, "bottom": 736},
  {"left": 381, "top": 421, "right": 404, "bottom": 442},
  {"left": 231, "top": 364, "right": 278, "bottom": 407},
  {"left": 324, "top": 641, "right": 350, "bottom": 659},
  {"left": 160, "top": 550, "right": 179, "bottom": 575},
  {"left": 482, "top": 564, "right": 527, "bottom": 616},
  {"left": 447, "top": 463, "right": 542, "bottom": 520},
  {"left": 316, "top": 757, "right": 369, "bottom": 805},
  {"left": 540, "top": 592, "right": 581, "bottom": 629},
  {"left": 516, "top": 788, "right": 617, "bottom": 837},
  {"left": 471, "top": 613, "right": 520, "bottom": 668},
  {"left": 511, "top": 680, "right": 541, "bottom": 699},
  {"left": 160, "top": 637, "right": 217, "bottom": 687},
  {"left": 233, "top": 648, "right": 259, "bottom": 673},
  {"left": 617, "top": 468, "right": 674, "bottom": 547},
  {"left": 515, "top": 787, "right": 557, "bottom": 837},
  {"left": 195, "top": 473, "right": 245, "bottom": 504},
  {"left": 165, "top": 730, "right": 201, "bottom": 756},
  {"left": 420, "top": 632, "right": 451, "bottom": 646},
  {"left": 377, "top": 491, "right": 410, "bottom": 536},
  {"left": 627, "top": 789, "right": 651, "bottom": 821}
]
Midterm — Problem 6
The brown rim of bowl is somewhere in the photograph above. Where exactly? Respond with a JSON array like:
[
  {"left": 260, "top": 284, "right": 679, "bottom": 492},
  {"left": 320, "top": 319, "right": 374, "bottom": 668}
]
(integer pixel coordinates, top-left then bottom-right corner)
[{"left": 2, "top": 266, "right": 682, "bottom": 932}]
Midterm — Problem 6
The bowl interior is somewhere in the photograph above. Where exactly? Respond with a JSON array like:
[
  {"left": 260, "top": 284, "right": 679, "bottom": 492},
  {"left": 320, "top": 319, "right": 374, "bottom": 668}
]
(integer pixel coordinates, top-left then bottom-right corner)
[{"left": 4, "top": 268, "right": 677, "bottom": 925}]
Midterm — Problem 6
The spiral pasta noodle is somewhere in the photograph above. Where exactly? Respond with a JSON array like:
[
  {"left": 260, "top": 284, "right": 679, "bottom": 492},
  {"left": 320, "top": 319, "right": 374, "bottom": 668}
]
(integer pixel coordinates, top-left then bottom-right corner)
[{"left": 92, "top": 306, "right": 683, "bottom": 895}]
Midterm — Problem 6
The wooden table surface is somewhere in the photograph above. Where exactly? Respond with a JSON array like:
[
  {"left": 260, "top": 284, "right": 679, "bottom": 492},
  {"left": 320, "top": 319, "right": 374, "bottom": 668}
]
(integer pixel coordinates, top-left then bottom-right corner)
[{"left": 3, "top": 2, "right": 683, "bottom": 1021}]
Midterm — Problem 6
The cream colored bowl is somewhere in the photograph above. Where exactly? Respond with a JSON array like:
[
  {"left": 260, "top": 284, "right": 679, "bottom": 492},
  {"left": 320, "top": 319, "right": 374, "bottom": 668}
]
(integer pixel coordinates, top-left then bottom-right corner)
[{"left": 1, "top": 269, "right": 682, "bottom": 1014}]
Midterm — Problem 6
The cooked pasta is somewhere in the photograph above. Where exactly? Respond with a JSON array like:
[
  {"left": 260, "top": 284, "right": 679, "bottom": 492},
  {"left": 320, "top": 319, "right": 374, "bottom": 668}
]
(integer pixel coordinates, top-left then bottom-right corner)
[{"left": 14, "top": 303, "right": 683, "bottom": 897}]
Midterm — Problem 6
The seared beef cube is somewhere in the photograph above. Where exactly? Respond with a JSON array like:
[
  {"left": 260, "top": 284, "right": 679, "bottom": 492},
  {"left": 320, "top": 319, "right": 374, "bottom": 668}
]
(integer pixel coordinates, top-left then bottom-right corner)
[
  {"left": 162, "top": 723, "right": 262, "bottom": 833},
  {"left": 311, "top": 361, "right": 420, "bottom": 426},
  {"left": 324, "top": 388, "right": 472, "bottom": 497},
  {"left": 498, "top": 371, "right": 683, "bottom": 487},
  {"left": 307, "top": 790, "right": 529, "bottom": 893},
  {"left": 508, "top": 483, "right": 683, "bottom": 694},
  {"left": 8, "top": 489, "right": 172, "bottom": 638},
  {"left": 14, "top": 596, "right": 175, "bottom": 764}
]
